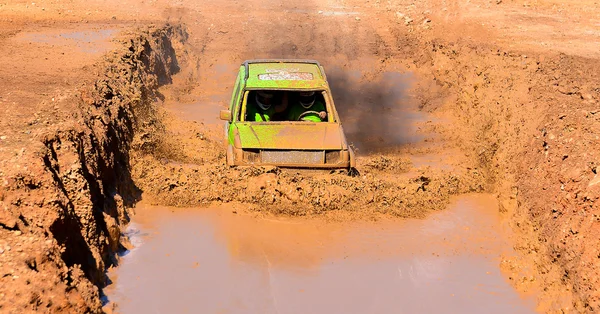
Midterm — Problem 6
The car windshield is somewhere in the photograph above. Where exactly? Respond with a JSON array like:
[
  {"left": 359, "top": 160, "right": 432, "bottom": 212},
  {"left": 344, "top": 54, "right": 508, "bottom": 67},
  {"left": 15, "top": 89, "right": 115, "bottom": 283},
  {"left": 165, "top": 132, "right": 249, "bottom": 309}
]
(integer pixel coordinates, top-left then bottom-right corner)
[{"left": 242, "top": 90, "right": 330, "bottom": 123}]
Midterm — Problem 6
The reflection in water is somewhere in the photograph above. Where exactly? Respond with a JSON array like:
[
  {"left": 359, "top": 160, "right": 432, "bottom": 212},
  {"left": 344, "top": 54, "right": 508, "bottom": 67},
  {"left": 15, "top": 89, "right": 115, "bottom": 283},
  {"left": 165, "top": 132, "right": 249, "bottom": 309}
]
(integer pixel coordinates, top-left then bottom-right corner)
[{"left": 105, "top": 195, "right": 536, "bottom": 313}]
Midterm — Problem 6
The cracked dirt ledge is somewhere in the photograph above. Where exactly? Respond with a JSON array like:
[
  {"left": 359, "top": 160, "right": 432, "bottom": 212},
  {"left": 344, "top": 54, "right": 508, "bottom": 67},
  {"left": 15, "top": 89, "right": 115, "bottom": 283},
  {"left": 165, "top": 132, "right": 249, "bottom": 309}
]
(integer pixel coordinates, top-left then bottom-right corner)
[{"left": 0, "top": 24, "right": 187, "bottom": 313}]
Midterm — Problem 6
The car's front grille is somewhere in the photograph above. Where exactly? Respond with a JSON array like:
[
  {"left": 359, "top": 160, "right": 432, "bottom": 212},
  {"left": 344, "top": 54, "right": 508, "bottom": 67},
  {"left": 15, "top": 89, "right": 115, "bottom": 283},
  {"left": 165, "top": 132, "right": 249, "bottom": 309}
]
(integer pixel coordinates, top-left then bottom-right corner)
[
  {"left": 261, "top": 150, "right": 324, "bottom": 164},
  {"left": 243, "top": 149, "right": 261, "bottom": 163}
]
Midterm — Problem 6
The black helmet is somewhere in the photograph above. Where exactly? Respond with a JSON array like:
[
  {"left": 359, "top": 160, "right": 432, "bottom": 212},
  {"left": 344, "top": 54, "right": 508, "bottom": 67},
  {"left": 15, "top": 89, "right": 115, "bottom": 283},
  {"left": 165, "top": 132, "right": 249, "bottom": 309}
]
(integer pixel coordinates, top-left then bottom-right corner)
[
  {"left": 256, "top": 91, "right": 274, "bottom": 110},
  {"left": 299, "top": 91, "right": 316, "bottom": 109}
]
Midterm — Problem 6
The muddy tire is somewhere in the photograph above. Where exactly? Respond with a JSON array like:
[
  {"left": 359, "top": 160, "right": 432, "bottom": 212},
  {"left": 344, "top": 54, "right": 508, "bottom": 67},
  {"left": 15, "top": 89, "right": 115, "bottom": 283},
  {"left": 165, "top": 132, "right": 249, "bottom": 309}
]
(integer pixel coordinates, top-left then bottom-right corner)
[
  {"left": 226, "top": 145, "right": 234, "bottom": 166},
  {"left": 349, "top": 147, "right": 357, "bottom": 168}
]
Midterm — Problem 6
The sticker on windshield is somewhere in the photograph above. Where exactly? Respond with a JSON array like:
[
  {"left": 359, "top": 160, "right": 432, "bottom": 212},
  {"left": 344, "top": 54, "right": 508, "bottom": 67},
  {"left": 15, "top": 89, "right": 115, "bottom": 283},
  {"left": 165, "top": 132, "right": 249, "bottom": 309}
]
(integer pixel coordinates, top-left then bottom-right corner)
[{"left": 258, "top": 72, "right": 314, "bottom": 81}]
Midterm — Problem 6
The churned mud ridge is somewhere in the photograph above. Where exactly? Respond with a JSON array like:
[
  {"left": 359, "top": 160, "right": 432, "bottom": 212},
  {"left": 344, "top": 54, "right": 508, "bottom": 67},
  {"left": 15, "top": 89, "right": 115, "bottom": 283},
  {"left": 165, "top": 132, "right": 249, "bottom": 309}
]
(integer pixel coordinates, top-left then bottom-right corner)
[
  {"left": 0, "top": 24, "right": 186, "bottom": 312},
  {"left": 132, "top": 115, "right": 485, "bottom": 218},
  {"left": 134, "top": 156, "right": 484, "bottom": 218},
  {"left": 402, "top": 32, "right": 600, "bottom": 311}
]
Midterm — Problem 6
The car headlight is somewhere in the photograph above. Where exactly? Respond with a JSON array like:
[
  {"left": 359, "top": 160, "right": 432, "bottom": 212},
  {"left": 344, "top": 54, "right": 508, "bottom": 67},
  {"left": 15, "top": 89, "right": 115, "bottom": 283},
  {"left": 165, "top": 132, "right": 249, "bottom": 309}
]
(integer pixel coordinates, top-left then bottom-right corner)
[
  {"left": 325, "top": 150, "right": 341, "bottom": 164},
  {"left": 243, "top": 150, "right": 261, "bottom": 163}
]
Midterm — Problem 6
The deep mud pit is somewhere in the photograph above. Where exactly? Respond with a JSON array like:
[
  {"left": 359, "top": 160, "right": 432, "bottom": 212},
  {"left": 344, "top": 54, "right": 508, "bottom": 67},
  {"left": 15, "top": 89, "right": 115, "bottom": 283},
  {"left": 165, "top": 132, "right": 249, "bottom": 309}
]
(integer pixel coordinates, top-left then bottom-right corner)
[
  {"left": 105, "top": 195, "right": 536, "bottom": 313},
  {"left": 14, "top": 28, "right": 121, "bottom": 54}
]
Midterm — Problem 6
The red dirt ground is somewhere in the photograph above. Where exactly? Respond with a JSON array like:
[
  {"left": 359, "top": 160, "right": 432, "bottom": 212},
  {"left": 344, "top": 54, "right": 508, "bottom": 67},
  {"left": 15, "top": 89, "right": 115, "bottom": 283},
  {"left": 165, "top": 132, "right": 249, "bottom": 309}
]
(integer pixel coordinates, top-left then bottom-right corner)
[{"left": 1, "top": 0, "right": 599, "bottom": 312}]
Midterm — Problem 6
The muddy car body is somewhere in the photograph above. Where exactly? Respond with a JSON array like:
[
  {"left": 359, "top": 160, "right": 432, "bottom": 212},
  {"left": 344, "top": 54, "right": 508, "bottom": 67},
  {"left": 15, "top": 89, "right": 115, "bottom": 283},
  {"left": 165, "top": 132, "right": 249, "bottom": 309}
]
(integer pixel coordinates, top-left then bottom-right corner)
[{"left": 219, "top": 59, "right": 355, "bottom": 169}]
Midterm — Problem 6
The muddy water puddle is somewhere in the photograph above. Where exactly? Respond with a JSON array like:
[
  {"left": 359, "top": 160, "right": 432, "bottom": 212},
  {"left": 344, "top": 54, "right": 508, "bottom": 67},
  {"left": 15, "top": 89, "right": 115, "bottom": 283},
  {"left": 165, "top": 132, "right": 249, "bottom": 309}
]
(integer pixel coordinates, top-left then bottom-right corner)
[
  {"left": 14, "top": 28, "right": 121, "bottom": 54},
  {"left": 105, "top": 194, "right": 536, "bottom": 313}
]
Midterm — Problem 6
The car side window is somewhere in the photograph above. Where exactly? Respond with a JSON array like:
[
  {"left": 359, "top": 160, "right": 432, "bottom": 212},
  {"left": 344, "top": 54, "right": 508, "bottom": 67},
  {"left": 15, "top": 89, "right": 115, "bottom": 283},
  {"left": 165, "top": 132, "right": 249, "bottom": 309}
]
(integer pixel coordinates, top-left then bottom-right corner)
[
  {"left": 239, "top": 91, "right": 250, "bottom": 121},
  {"left": 229, "top": 71, "right": 244, "bottom": 121},
  {"left": 321, "top": 91, "right": 336, "bottom": 123}
]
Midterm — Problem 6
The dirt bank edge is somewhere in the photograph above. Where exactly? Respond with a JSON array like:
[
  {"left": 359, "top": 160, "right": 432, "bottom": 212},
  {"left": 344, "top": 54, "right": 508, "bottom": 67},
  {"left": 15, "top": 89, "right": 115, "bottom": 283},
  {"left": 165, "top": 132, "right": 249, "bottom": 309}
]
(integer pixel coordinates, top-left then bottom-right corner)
[
  {"left": 403, "top": 33, "right": 600, "bottom": 312},
  {"left": 0, "top": 23, "right": 187, "bottom": 313}
]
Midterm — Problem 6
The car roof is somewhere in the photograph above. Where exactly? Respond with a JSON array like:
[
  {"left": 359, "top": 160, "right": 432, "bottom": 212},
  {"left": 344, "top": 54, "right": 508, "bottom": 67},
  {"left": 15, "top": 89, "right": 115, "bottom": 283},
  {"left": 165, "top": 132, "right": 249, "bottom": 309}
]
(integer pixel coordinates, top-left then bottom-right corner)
[{"left": 242, "top": 59, "right": 328, "bottom": 90}]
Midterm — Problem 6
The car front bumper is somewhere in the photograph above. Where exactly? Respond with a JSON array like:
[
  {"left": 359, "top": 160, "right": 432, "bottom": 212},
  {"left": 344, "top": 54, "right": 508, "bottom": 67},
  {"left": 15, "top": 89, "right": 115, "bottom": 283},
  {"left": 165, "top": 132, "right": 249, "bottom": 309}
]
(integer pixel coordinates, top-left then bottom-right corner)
[{"left": 231, "top": 148, "right": 352, "bottom": 169}]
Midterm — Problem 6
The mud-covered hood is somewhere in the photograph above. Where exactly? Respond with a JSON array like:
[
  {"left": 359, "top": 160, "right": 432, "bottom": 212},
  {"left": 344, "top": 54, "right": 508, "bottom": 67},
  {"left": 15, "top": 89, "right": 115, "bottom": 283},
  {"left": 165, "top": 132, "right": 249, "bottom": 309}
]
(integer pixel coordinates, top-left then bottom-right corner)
[{"left": 235, "top": 123, "right": 345, "bottom": 150}]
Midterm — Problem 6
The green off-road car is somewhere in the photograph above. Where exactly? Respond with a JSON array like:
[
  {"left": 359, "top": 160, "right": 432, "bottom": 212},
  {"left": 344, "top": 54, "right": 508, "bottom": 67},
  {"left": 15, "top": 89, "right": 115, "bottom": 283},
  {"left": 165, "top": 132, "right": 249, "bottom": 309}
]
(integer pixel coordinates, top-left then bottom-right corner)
[{"left": 219, "top": 59, "right": 356, "bottom": 170}]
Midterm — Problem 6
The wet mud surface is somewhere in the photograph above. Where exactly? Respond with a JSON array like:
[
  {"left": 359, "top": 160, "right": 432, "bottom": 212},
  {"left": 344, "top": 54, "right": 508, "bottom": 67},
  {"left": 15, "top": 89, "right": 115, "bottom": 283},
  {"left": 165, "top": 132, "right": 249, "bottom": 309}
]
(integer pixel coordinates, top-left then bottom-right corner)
[
  {"left": 106, "top": 194, "right": 535, "bottom": 313},
  {"left": 2, "top": 0, "right": 600, "bottom": 312}
]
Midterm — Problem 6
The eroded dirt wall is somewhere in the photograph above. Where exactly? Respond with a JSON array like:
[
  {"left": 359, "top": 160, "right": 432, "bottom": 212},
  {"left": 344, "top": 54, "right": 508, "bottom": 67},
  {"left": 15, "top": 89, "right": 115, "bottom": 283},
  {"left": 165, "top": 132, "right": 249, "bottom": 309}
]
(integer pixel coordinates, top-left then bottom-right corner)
[
  {"left": 401, "top": 33, "right": 600, "bottom": 312},
  {"left": 512, "top": 55, "right": 600, "bottom": 312},
  {"left": 0, "top": 24, "right": 186, "bottom": 313}
]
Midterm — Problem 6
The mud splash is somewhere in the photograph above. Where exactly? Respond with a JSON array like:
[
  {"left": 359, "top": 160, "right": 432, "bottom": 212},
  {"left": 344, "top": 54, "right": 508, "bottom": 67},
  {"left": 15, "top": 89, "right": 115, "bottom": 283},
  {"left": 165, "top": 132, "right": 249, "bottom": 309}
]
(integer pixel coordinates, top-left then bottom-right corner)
[
  {"left": 105, "top": 194, "right": 536, "bottom": 313},
  {"left": 133, "top": 60, "right": 483, "bottom": 219},
  {"left": 329, "top": 69, "right": 424, "bottom": 152}
]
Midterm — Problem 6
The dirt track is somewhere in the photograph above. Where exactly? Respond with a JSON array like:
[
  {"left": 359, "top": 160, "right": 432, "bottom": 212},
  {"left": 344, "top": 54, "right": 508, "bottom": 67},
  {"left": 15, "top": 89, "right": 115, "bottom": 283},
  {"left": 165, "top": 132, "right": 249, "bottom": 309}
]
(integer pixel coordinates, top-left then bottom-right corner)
[{"left": 1, "top": 0, "right": 599, "bottom": 313}]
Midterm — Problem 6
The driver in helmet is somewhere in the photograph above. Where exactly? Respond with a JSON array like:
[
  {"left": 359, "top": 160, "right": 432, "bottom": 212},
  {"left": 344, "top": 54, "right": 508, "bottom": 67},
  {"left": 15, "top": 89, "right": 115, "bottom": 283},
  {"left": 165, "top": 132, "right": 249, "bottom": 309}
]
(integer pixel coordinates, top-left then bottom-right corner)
[
  {"left": 288, "top": 91, "right": 327, "bottom": 122},
  {"left": 247, "top": 91, "right": 276, "bottom": 122}
]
